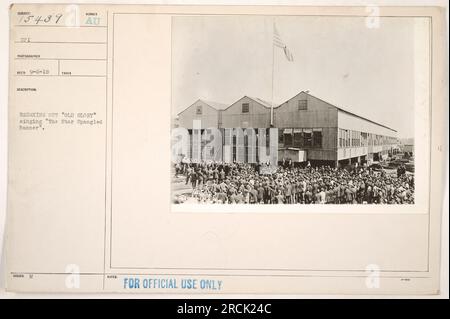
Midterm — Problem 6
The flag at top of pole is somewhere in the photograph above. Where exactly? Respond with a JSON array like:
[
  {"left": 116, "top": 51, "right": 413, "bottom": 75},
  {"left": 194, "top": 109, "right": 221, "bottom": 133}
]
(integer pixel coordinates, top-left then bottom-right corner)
[
  {"left": 273, "top": 23, "right": 294, "bottom": 62},
  {"left": 270, "top": 21, "right": 294, "bottom": 127}
]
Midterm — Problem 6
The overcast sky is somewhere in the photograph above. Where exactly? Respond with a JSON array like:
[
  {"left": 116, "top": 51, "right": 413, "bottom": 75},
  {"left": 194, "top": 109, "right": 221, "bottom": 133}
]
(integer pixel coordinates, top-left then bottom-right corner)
[{"left": 172, "top": 15, "right": 430, "bottom": 138}]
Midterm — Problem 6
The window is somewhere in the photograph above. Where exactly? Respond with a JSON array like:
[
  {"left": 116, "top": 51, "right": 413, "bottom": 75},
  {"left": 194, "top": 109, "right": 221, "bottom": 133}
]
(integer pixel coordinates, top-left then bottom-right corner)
[
  {"left": 342, "top": 129, "right": 349, "bottom": 147},
  {"left": 242, "top": 103, "right": 249, "bottom": 113},
  {"left": 345, "top": 130, "right": 350, "bottom": 147},
  {"left": 338, "top": 130, "right": 341, "bottom": 148},
  {"left": 232, "top": 135, "right": 237, "bottom": 162},
  {"left": 196, "top": 105, "right": 202, "bottom": 115},
  {"left": 293, "top": 129, "right": 303, "bottom": 147},
  {"left": 303, "top": 129, "right": 312, "bottom": 147},
  {"left": 278, "top": 129, "right": 284, "bottom": 145},
  {"left": 352, "top": 131, "right": 358, "bottom": 147},
  {"left": 361, "top": 132, "right": 367, "bottom": 146},
  {"left": 244, "top": 135, "right": 248, "bottom": 162},
  {"left": 298, "top": 100, "right": 307, "bottom": 110},
  {"left": 283, "top": 128, "right": 293, "bottom": 146},
  {"left": 313, "top": 128, "right": 322, "bottom": 148}
]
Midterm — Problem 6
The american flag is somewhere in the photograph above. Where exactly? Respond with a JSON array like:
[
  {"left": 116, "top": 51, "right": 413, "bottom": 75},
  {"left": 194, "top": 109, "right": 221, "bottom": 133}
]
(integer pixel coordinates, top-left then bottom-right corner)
[{"left": 273, "top": 23, "right": 294, "bottom": 62}]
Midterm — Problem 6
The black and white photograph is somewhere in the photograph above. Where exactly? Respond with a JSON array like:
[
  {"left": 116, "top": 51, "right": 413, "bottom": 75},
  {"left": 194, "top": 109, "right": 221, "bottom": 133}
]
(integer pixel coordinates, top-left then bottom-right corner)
[{"left": 171, "top": 15, "right": 420, "bottom": 205}]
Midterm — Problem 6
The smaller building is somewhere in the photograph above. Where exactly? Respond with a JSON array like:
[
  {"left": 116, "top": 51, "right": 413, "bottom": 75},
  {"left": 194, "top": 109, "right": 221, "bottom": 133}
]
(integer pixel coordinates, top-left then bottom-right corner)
[
  {"left": 220, "top": 95, "right": 273, "bottom": 129},
  {"left": 176, "top": 99, "right": 228, "bottom": 129},
  {"left": 402, "top": 144, "right": 414, "bottom": 156}
]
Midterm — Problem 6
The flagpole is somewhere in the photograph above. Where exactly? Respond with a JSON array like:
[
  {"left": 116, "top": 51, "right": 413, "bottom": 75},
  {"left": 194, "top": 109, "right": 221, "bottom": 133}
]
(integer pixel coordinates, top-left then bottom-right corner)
[{"left": 270, "top": 19, "right": 275, "bottom": 127}]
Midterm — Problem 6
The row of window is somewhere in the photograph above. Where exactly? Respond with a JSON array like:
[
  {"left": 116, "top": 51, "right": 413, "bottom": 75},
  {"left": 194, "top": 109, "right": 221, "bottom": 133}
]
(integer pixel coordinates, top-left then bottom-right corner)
[
  {"left": 279, "top": 128, "right": 322, "bottom": 148},
  {"left": 338, "top": 129, "right": 397, "bottom": 148},
  {"left": 187, "top": 128, "right": 274, "bottom": 163},
  {"left": 187, "top": 127, "right": 395, "bottom": 151}
]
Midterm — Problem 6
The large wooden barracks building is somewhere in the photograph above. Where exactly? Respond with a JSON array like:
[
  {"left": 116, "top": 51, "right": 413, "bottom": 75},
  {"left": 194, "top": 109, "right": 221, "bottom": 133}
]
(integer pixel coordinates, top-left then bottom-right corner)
[{"left": 175, "top": 91, "right": 399, "bottom": 167}]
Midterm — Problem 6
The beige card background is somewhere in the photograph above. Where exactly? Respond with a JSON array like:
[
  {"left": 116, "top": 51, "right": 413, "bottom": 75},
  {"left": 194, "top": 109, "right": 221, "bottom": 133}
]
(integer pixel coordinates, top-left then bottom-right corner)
[{"left": 3, "top": 3, "right": 448, "bottom": 295}]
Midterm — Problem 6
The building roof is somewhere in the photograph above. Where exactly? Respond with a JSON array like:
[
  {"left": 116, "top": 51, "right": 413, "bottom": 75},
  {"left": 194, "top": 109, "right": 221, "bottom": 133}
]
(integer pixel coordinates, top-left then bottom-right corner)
[
  {"left": 177, "top": 96, "right": 274, "bottom": 115},
  {"left": 177, "top": 99, "right": 228, "bottom": 115},
  {"left": 336, "top": 106, "right": 397, "bottom": 132},
  {"left": 277, "top": 91, "right": 397, "bottom": 132},
  {"left": 220, "top": 95, "right": 276, "bottom": 111},
  {"left": 246, "top": 96, "right": 275, "bottom": 109},
  {"left": 178, "top": 92, "right": 397, "bottom": 133},
  {"left": 199, "top": 99, "right": 229, "bottom": 110}
]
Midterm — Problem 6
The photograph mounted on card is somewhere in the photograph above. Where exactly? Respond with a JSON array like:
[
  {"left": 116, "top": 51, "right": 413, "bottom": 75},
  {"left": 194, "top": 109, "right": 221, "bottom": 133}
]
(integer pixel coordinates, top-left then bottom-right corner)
[{"left": 5, "top": 4, "right": 446, "bottom": 294}]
